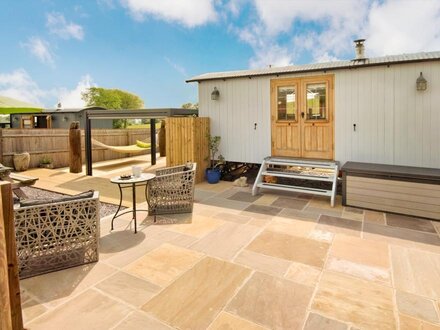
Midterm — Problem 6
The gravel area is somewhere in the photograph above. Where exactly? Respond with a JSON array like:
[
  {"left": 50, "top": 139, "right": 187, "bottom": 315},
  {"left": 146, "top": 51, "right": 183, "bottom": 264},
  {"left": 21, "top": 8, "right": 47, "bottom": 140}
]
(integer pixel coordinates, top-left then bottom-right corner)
[{"left": 18, "top": 187, "right": 124, "bottom": 218}]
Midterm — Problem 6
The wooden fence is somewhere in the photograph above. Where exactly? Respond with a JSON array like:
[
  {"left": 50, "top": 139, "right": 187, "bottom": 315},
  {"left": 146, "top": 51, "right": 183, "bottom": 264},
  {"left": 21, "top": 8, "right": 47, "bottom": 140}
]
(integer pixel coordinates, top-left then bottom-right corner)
[
  {"left": 0, "top": 128, "right": 152, "bottom": 169},
  {"left": 166, "top": 117, "right": 210, "bottom": 183}
]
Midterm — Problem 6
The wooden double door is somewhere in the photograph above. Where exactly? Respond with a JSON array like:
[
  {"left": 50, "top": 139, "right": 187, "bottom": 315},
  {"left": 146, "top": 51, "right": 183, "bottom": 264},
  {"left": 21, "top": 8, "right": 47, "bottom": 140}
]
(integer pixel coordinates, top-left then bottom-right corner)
[{"left": 271, "top": 75, "right": 334, "bottom": 159}]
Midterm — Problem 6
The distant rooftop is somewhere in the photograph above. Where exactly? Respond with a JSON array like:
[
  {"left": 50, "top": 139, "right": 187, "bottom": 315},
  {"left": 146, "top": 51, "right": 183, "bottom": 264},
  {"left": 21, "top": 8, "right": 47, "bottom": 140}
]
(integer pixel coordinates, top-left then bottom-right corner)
[
  {"left": 42, "top": 106, "right": 106, "bottom": 113},
  {"left": 186, "top": 50, "right": 440, "bottom": 82}
]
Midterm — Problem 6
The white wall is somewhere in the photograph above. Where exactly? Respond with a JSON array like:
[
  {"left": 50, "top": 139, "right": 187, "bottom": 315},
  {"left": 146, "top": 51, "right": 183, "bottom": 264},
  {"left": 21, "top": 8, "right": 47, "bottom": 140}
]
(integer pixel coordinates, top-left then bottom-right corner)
[{"left": 198, "top": 61, "right": 440, "bottom": 168}]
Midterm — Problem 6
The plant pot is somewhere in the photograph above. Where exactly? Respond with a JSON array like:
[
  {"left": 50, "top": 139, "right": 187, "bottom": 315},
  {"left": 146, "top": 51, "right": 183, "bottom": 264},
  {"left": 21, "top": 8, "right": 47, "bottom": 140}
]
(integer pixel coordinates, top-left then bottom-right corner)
[
  {"left": 206, "top": 168, "right": 221, "bottom": 184},
  {"left": 40, "top": 163, "right": 54, "bottom": 169},
  {"left": 13, "top": 152, "right": 30, "bottom": 171}
]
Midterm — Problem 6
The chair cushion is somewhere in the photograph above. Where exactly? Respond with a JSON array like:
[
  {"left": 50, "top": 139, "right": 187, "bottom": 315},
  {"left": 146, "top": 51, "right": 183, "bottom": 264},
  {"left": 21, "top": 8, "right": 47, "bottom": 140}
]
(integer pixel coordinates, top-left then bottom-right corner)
[
  {"left": 136, "top": 140, "right": 151, "bottom": 148},
  {"left": 20, "top": 190, "right": 95, "bottom": 207}
]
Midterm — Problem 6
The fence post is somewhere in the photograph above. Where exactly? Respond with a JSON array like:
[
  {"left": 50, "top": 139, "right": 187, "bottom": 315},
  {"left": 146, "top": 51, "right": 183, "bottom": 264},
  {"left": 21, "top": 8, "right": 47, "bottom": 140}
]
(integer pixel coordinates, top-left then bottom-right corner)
[
  {"left": 1, "top": 182, "right": 24, "bottom": 329},
  {"left": 69, "top": 122, "right": 82, "bottom": 173},
  {"left": 0, "top": 129, "right": 3, "bottom": 165},
  {"left": 159, "top": 120, "right": 166, "bottom": 157},
  {"left": 0, "top": 184, "right": 12, "bottom": 330},
  {"left": 150, "top": 119, "right": 156, "bottom": 165}
]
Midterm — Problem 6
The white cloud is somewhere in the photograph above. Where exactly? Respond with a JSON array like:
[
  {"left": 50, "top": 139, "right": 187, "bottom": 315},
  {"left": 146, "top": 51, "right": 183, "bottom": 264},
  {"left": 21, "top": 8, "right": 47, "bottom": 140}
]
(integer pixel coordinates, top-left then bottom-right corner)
[
  {"left": 57, "top": 75, "right": 95, "bottom": 108},
  {"left": 0, "top": 69, "right": 95, "bottom": 108},
  {"left": 232, "top": 0, "right": 440, "bottom": 68},
  {"left": 0, "top": 69, "right": 50, "bottom": 106},
  {"left": 46, "top": 12, "right": 84, "bottom": 40},
  {"left": 253, "top": 0, "right": 367, "bottom": 36},
  {"left": 226, "top": 0, "right": 245, "bottom": 17},
  {"left": 235, "top": 24, "right": 292, "bottom": 68},
  {"left": 21, "top": 37, "right": 55, "bottom": 66},
  {"left": 241, "top": 0, "right": 369, "bottom": 65},
  {"left": 366, "top": 0, "right": 440, "bottom": 56},
  {"left": 121, "top": 0, "right": 217, "bottom": 27}
]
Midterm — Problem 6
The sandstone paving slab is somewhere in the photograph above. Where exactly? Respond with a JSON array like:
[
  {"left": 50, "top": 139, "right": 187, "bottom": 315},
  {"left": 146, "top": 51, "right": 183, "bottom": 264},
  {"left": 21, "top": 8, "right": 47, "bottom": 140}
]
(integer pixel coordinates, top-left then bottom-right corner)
[
  {"left": 285, "top": 262, "right": 322, "bottom": 287},
  {"left": 234, "top": 249, "right": 291, "bottom": 278},
  {"left": 396, "top": 290, "right": 439, "bottom": 324},
  {"left": 246, "top": 230, "right": 330, "bottom": 268},
  {"left": 27, "top": 289, "right": 132, "bottom": 330},
  {"left": 114, "top": 311, "right": 173, "bottom": 330},
  {"left": 96, "top": 271, "right": 161, "bottom": 307},
  {"left": 142, "top": 257, "right": 251, "bottom": 330},
  {"left": 391, "top": 245, "right": 440, "bottom": 300},
  {"left": 189, "top": 222, "right": 261, "bottom": 260},
  {"left": 386, "top": 213, "right": 437, "bottom": 234},
  {"left": 20, "top": 262, "right": 117, "bottom": 308},
  {"left": 227, "top": 272, "right": 313, "bottom": 329},
  {"left": 303, "top": 312, "right": 348, "bottom": 330},
  {"left": 312, "top": 271, "right": 396, "bottom": 329},
  {"left": 208, "top": 312, "right": 267, "bottom": 330},
  {"left": 123, "top": 243, "right": 204, "bottom": 287}
]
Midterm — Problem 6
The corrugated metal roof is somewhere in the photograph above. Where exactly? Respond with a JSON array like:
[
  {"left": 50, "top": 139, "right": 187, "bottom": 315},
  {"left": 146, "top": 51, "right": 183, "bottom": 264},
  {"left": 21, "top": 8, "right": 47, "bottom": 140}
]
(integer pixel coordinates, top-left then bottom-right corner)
[{"left": 186, "top": 51, "right": 440, "bottom": 82}]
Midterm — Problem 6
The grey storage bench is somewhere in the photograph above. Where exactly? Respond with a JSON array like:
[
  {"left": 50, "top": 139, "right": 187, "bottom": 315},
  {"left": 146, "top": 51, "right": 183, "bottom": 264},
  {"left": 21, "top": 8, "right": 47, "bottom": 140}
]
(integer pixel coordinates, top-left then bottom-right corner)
[{"left": 342, "top": 162, "right": 440, "bottom": 220}]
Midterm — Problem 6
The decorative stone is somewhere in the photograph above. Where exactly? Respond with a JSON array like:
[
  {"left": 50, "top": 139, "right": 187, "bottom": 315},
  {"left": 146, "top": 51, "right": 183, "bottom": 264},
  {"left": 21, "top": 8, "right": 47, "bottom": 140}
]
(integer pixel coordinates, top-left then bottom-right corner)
[{"left": 13, "top": 152, "right": 30, "bottom": 171}]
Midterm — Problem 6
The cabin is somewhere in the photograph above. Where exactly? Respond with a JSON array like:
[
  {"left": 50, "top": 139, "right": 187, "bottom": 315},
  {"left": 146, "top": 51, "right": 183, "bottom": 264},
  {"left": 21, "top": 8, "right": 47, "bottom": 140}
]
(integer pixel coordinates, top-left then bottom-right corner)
[
  {"left": 10, "top": 106, "right": 112, "bottom": 129},
  {"left": 187, "top": 42, "right": 440, "bottom": 169}
]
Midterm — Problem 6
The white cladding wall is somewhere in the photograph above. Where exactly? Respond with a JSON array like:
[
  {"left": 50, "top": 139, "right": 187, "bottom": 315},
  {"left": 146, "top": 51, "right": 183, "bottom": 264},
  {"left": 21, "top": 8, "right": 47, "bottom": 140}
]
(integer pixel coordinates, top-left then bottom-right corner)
[{"left": 198, "top": 61, "right": 440, "bottom": 168}]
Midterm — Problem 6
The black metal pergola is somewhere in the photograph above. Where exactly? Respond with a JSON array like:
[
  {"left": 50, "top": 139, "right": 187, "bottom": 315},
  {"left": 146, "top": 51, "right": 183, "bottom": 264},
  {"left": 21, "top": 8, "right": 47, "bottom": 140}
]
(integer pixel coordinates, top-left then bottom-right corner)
[{"left": 85, "top": 108, "right": 198, "bottom": 176}]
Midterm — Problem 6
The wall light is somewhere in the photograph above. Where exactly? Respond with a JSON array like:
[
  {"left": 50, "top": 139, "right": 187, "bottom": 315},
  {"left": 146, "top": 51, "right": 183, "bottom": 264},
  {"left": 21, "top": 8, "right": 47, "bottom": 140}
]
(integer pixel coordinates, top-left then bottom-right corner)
[
  {"left": 416, "top": 72, "right": 427, "bottom": 91},
  {"left": 211, "top": 87, "right": 220, "bottom": 100}
]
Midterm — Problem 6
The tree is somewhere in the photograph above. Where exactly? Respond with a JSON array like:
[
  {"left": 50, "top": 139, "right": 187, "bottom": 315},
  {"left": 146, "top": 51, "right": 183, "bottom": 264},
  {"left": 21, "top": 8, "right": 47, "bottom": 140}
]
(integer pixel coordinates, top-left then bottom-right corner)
[
  {"left": 181, "top": 102, "right": 198, "bottom": 109},
  {"left": 82, "top": 87, "right": 144, "bottom": 128}
]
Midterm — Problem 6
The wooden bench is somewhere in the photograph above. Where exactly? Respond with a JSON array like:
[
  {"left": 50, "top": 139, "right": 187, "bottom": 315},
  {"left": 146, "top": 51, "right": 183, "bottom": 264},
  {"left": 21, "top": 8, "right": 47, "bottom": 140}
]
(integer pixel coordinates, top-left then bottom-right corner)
[{"left": 342, "top": 161, "right": 440, "bottom": 220}]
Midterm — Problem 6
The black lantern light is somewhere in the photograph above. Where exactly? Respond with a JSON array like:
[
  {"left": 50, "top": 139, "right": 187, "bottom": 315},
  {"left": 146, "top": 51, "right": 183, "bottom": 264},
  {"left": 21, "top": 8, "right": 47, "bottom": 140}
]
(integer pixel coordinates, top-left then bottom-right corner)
[
  {"left": 211, "top": 87, "right": 220, "bottom": 100},
  {"left": 416, "top": 72, "right": 427, "bottom": 91}
]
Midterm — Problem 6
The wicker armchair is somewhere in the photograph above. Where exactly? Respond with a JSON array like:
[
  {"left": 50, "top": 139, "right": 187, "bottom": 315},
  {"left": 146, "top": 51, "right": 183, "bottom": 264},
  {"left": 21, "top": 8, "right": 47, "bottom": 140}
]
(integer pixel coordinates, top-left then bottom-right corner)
[
  {"left": 147, "top": 163, "right": 197, "bottom": 215},
  {"left": 14, "top": 191, "right": 100, "bottom": 278}
]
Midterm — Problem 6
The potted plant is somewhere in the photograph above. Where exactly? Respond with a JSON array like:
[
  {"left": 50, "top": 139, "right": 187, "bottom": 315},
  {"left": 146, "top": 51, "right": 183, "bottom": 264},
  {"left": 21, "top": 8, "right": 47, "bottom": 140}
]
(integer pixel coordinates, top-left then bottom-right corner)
[
  {"left": 39, "top": 155, "right": 54, "bottom": 169},
  {"left": 205, "top": 134, "right": 224, "bottom": 184}
]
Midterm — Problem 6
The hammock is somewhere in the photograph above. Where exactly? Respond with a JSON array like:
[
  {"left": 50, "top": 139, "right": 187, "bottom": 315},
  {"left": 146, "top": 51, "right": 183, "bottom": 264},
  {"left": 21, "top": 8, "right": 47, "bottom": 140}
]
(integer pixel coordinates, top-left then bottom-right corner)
[{"left": 91, "top": 139, "right": 150, "bottom": 154}]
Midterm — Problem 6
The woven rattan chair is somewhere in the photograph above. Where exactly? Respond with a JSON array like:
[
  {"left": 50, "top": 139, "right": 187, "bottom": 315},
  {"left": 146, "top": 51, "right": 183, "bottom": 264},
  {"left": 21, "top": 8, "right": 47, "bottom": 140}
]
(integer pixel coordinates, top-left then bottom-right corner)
[
  {"left": 147, "top": 163, "right": 197, "bottom": 215},
  {"left": 14, "top": 191, "right": 100, "bottom": 278}
]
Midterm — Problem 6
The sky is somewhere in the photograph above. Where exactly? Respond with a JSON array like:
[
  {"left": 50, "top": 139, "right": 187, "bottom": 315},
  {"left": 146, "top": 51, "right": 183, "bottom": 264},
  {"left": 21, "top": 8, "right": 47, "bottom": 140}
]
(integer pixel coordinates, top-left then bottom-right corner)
[{"left": 0, "top": 0, "right": 439, "bottom": 109}]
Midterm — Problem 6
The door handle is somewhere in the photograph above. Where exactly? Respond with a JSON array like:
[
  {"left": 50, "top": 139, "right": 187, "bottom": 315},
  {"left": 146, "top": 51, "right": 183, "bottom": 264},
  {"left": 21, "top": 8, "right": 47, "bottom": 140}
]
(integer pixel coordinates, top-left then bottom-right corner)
[{"left": 301, "top": 112, "right": 305, "bottom": 119}]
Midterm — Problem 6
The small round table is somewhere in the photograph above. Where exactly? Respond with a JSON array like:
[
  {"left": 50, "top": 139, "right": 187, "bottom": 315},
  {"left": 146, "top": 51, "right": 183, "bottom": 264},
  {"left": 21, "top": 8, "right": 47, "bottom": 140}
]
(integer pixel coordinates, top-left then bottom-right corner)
[{"left": 110, "top": 173, "right": 156, "bottom": 233}]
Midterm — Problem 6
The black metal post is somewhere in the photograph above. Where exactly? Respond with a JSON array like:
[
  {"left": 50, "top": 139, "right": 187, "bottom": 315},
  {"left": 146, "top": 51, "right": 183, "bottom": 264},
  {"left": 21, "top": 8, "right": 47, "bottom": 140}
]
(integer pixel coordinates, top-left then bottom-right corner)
[
  {"left": 85, "top": 113, "right": 93, "bottom": 176},
  {"left": 132, "top": 183, "right": 137, "bottom": 234},
  {"left": 150, "top": 118, "right": 156, "bottom": 165}
]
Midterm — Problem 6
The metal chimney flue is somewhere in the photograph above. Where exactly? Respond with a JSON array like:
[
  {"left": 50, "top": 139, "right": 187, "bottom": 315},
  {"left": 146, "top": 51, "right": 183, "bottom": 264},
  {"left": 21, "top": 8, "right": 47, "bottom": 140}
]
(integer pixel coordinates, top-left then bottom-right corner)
[{"left": 353, "top": 39, "right": 366, "bottom": 60}]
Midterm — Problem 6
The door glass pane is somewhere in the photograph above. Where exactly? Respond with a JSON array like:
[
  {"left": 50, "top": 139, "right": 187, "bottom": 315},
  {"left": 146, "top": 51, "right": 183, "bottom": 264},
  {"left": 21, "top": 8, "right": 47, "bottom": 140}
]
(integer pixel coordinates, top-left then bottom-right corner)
[
  {"left": 306, "top": 83, "right": 327, "bottom": 120},
  {"left": 277, "top": 86, "right": 296, "bottom": 121}
]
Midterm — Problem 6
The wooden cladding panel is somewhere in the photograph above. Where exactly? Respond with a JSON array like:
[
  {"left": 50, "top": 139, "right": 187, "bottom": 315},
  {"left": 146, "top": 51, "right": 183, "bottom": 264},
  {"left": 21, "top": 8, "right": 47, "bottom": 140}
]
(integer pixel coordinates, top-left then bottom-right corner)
[
  {"left": 165, "top": 117, "right": 210, "bottom": 183},
  {"left": 346, "top": 175, "right": 440, "bottom": 220}
]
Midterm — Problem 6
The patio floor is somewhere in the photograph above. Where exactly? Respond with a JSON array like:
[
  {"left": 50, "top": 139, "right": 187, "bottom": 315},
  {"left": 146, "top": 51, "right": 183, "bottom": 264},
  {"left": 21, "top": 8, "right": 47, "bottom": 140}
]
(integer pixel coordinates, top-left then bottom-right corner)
[{"left": 18, "top": 172, "right": 440, "bottom": 329}]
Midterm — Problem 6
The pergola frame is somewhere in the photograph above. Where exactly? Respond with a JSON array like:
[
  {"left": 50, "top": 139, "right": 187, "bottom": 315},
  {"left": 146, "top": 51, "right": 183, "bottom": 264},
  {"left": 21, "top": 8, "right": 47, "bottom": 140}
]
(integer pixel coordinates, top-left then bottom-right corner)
[{"left": 85, "top": 108, "right": 198, "bottom": 176}]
